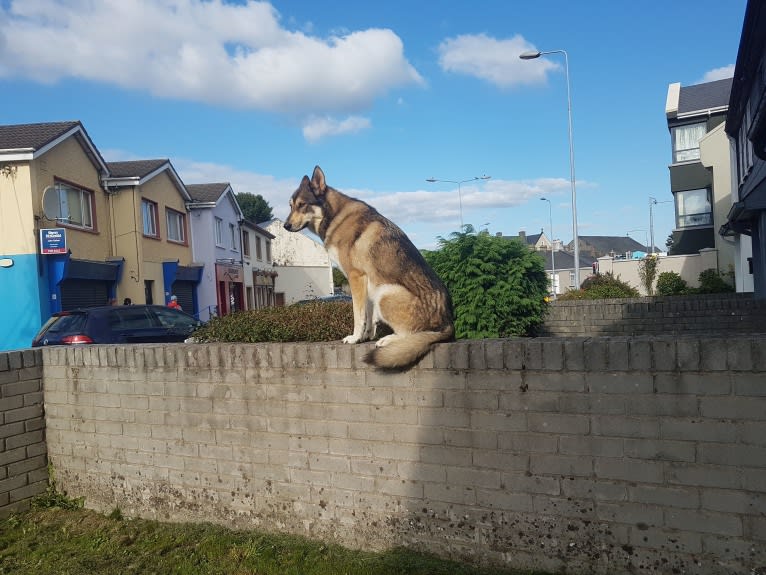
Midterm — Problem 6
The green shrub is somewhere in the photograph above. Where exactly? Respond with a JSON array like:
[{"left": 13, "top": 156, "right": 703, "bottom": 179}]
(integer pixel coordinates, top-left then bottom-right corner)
[
  {"left": 193, "top": 302, "right": 353, "bottom": 343},
  {"left": 656, "top": 271, "right": 688, "bottom": 295},
  {"left": 695, "top": 268, "right": 734, "bottom": 294},
  {"left": 560, "top": 272, "right": 639, "bottom": 300}
]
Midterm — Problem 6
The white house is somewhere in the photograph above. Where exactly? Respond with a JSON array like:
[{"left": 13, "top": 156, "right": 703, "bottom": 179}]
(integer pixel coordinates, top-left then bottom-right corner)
[
  {"left": 262, "top": 218, "right": 333, "bottom": 305},
  {"left": 241, "top": 219, "right": 277, "bottom": 309}
]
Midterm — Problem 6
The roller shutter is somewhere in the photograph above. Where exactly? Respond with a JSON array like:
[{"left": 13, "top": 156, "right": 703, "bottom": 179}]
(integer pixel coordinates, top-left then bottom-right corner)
[
  {"left": 60, "top": 279, "right": 109, "bottom": 310},
  {"left": 171, "top": 280, "right": 194, "bottom": 313}
]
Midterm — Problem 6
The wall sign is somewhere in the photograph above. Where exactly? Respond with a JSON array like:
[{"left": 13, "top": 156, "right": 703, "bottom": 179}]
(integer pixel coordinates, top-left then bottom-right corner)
[{"left": 40, "top": 228, "right": 67, "bottom": 255}]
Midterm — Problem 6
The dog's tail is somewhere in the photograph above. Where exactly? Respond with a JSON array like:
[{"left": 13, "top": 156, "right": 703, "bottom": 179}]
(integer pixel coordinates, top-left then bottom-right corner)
[{"left": 363, "top": 328, "right": 453, "bottom": 371}]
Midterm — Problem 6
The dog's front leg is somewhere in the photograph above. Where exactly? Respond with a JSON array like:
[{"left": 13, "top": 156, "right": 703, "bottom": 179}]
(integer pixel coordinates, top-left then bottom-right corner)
[{"left": 343, "top": 271, "right": 369, "bottom": 344}]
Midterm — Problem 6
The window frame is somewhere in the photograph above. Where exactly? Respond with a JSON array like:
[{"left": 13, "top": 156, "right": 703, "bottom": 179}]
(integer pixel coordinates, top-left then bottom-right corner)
[
  {"left": 142, "top": 199, "right": 159, "bottom": 238},
  {"left": 266, "top": 240, "right": 272, "bottom": 263},
  {"left": 671, "top": 121, "right": 707, "bottom": 163},
  {"left": 255, "top": 236, "right": 262, "bottom": 260},
  {"left": 229, "top": 223, "right": 238, "bottom": 251},
  {"left": 166, "top": 208, "right": 186, "bottom": 244},
  {"left": 675, "top": 188, "right": 713, "bottom": 229},
  {"left": 242, "top": 230, "right": 251, "bottom": 257},
  {"left": 50, "top": 180, "right": 95, "bottom": 231},
  {"left": 215, "top": 217, "right": 224, "bottom": 247}
]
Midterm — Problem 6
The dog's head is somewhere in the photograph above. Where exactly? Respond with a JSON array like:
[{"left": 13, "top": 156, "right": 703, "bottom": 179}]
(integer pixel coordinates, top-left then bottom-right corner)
[{"left": 284, "top": 166, "right": 328, "bottom": 233}]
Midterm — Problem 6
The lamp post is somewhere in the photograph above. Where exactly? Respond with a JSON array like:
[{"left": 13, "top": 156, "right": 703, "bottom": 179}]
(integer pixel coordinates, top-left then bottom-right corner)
[
  {"left": 520, "top": 48, "right": 580, "bottom": 288},
  {"left": 540, "top": 197, "right": 556, "bottom": 297},
  {"left": 649, "top": 196, "right": 673, "bottom": 254},
  {"left": 426, "top": 176, "right": 491, "bottom": 229}
]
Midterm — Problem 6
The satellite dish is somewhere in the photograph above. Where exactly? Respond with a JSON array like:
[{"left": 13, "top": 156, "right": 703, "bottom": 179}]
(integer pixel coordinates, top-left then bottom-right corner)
[{"left": 41, "top": 185, "right": 68, "bottom": 222}]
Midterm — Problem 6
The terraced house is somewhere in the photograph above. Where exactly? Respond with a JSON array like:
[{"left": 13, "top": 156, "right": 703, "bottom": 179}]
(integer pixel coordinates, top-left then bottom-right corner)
[{"left": 0, "top": 121, "right": 210, "bottom": 351}]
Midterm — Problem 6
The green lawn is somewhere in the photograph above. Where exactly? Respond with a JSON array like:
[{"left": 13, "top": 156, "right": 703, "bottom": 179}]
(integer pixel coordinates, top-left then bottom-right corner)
[{"left": 0, "top": 507, "right": 550, "bottom": 575}]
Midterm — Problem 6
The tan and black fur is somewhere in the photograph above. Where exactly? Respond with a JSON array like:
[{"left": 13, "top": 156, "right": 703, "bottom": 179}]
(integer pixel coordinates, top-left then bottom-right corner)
[{"left": 284, "top": 166, "right": 454, "bottom": 370}]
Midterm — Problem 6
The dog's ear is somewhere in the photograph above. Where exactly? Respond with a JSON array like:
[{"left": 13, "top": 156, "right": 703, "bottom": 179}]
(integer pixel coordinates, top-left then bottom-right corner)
[{"left": 310, "top": 166, "right": 327, "bottom": 196}]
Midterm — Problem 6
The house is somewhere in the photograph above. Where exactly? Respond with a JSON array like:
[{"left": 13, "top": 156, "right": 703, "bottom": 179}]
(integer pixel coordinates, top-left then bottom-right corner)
[
  {"left": 573, "top": 235, "right": 650, "bottom": 259},
  {"left": 186, "top": 183, "right": 245, "bottom": 319},
  {"left": 664, "top": 77, "right": 734, "bottom": 268},
  {"left": 722, "top": 0, "right": 766, "bottom": 298},
  {"left": 103, "top": 160, "right": 201, "bottom": 314},
  {"left": 240, "top": 219, "right": 277, "bottom": 310},
  {"left": 0, "top": 121, "right": 120, "bottom": 351},
  {"left": 262, "top": 219, "right": 333, "bottom": 305}
]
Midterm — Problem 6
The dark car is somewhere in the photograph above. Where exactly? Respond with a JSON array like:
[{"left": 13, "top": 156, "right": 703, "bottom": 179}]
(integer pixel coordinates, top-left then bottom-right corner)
[
  {"left": 296, "top": 294, "right": 352, "bottom": 305},
  {"left": 32, "top": 304, "right": 202, "bottom": 347}
]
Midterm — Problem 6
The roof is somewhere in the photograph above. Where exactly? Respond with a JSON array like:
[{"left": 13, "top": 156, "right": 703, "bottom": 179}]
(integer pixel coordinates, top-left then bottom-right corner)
[
  {"left": 0, "top": 120, "right": 108, "bottom": 172},
  {"left": 538, "top": 250, "right": 596, "bottom": 270},
  {"left": 241, "top": 219, "right": 276, "bottom": 239},
  {"left": 678, "top": 78, "right": 732, "bottom": 115},
  {"left": 577, "top": 235, "right": 649, "bottom": 255},
  {"left": 103, "top": 159, "right": 190, "bottom": 201},
  {"left": 106, "top": 159, "right": 169, "bottom": 179},
  {"left": 186, "top": 183, "right": 231, "bottom": 203}
]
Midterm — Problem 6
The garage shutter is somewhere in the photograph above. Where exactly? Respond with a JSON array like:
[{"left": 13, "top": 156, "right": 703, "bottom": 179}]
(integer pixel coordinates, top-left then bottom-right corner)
[
  {"left": 60, "top": 279, "right": 109, "bottom": 310},
  {"left": 171, "top": 280, "right": 194, "bottom": 313}
]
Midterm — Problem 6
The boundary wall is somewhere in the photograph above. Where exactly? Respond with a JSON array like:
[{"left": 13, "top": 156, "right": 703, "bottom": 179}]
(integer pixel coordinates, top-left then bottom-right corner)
[
  {"left": 0, "top": 348, "right": 47, "bottom": 518},
  {"left": 542, "top": 293, "right": 766, "bottom": 337},
  {"left": 40, "top": 338, "right": 766, "bottom": 575}
]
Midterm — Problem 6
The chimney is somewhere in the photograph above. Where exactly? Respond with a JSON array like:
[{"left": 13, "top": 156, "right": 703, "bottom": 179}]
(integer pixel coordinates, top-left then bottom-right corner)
[{"left": 519, "top": 230, "right": 526, "bottom": 242}]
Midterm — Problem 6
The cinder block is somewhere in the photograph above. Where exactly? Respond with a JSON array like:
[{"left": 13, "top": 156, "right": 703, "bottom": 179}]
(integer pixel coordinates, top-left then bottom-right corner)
[
  {"left": 665, "top": 462, "right": 741, "bottom": 489},
  {"left": 559, "top": 435, "right": 622, "bottom": 457},
  {"left": 628, "top": 485, "right": 698, "bottom": 509},
  {"left": 665, "top": 509, "right": 742, "bottom": 536},
  {"left": 528, "top": 413, "right": 590, "bottom": 435},
  {"left": 530, "top": 454, "right": 593, "bottom": 477},
  {"left": 595, "top": 457, "right": 663, "bottom": 484}
]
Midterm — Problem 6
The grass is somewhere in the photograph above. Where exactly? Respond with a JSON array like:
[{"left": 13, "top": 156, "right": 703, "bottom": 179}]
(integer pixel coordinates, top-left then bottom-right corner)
[{"left": 0, "top": 507, "right": 550, "bottom": 575}]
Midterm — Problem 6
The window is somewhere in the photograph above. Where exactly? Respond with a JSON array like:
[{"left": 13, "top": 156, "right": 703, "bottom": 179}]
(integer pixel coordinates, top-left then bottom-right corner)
[
  {"left": 242, "top": 230, "right": 250, "bottom": 257},
  {"left": 166, "top": 209, "right": 185, "bottom": 243},
  {"left": 255, "top": 236, "right": 262, "bottom": 260},
  {"left": 676, "top": 188, "right": 712, "bottom": 228},
  {"left": 229, "top": 223, "right": 238, "bottom": 251},
  {"left": 215, "top": 217, "right": 224, "bottom": 246},
  {"left": 671, "top": 122, "right": 707, "bottom": 163},
  {"left": 266, "top": 241, "right": 272, "bottom": 262},
  {"left": 46, "top": 181, "right": 94, "bottom": 229},
  {"left": 142, "top": 200, "right": 159, "bottom": 237}
]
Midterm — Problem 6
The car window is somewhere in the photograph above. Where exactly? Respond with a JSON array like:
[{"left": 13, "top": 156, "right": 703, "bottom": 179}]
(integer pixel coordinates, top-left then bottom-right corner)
[
  {"left": 108, "top": 307, "right": 158, "bottom": 330},
  {"left": 45, "top": 314, "right": 87, "bottom": 333},
  {"left": 153, "top": 307, "right": 198, "bottom": 329}
]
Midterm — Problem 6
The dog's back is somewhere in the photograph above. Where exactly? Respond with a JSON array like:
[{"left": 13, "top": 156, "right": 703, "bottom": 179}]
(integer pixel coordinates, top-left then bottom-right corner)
[{"left": 284, "top": 166, "right": 454, "bottom": 370}]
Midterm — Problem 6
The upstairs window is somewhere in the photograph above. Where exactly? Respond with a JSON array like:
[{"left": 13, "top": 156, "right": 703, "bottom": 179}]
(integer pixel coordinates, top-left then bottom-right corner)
[
  {"left": 166, "top": 208, "right": 186, "bottom": 243},
  {"left": 215, "top": 217, "right": 223, "bottom": 246},
  {"left": 242, "top": 230, "right": 250, "bottom": 257},
  {"left": 255, "top": 236, "right": 262, "bottom": 260},
  {"left": 229, "top": 223, "right": 238, "bottom": 251},
  {"left": 142, "top": 199, "right": 159, "bottom": 238},
  {"left": 676, "top": 188, "right": 712, "bottom": 228},
  {"left": 672, "top": 122, "right": 707, "bottom": 163},
  {"left": 47, "top": 181, "right": 94, "bottom": 230},
  {"left": 266, "top": 240, "right": 272, "bottom": 262}
]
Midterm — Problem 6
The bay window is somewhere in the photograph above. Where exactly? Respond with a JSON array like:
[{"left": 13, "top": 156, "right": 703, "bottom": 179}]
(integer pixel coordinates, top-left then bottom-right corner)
[
  {"left": 676, "top": 188, "right": 712, "bottom": 228},
  {"left": 672, "top": 122, "right": 707, "bottom": 163}
]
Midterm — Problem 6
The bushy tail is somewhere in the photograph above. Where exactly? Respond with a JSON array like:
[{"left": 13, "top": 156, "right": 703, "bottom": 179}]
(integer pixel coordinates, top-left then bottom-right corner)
[{"left": 363, "top": 328, "right": 453, "bottom": 371}]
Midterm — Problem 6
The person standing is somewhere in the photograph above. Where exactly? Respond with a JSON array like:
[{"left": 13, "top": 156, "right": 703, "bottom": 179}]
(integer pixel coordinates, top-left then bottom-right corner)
[{"left": 167, "top": 295, "right": 182, "bottom": 310}]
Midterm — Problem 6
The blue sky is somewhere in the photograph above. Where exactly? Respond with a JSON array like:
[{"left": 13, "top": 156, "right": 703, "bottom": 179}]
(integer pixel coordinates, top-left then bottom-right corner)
[{"left": 0, "top": 0, "right": 747, "bottom": 250}]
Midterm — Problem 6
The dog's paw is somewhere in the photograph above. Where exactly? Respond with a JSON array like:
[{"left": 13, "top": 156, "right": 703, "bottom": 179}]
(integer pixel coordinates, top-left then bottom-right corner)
[{"left": 343, "top": 335, "right": 361, "bottom": 344}]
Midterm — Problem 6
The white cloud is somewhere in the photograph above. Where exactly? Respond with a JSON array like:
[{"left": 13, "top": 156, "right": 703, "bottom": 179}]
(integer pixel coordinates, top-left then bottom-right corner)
[
  {"left": 0, "top": 0, "right": 422, "bottom": 138},
  {"left": 302, "top": 115, "right": 371, "bottom": 142},
  {"left": 699, "top": 64, "right": 735, "bottom": 83},
  {"left": 437, "top": 33, "right": 558, "bottom": 88}
]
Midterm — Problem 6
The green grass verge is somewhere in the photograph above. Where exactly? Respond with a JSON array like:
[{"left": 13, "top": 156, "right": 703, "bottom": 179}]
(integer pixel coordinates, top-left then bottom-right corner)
[{"left": 0, "top": 508, "right": 549, "bottom": 575}]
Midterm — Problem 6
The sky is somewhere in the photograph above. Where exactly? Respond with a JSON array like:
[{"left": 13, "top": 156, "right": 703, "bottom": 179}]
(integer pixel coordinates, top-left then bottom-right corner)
[{"left": 0, "top": 0, "right": 748, "bottom": 251}]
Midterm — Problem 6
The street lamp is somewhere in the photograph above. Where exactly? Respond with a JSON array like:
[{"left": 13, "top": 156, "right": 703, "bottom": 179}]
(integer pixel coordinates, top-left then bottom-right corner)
[
  {"left": 540, "top": 197, "right": 556, "bottom": 297},
  {"left": 520, "top": 48, "right": 580, "bottom": 288},
  {"left": 649, "top": 196, "right": 673, "bottom": 254},
  {"left": 426, "top": 176, "right": 491, "bottom": 229}
]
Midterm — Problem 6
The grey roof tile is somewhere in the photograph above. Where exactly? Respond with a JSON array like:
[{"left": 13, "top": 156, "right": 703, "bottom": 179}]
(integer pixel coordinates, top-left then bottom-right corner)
[
  {"left": 0, "top": 121, "right": 81, "bottom": 150},
  {"left": 106, "top": 159, "right": 169, "bottom": 178},
  {"left": 186, "top": 183, "right": 231, "bottom": 203},
  {"left": 678, "top": 77, "right": 732, "bottom": 114}
]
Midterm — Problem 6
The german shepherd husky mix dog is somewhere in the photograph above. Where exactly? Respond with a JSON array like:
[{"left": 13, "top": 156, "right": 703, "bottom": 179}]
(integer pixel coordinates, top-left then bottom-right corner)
[{"left": 284, "top": 166, "right": 454, "bottom": 370}]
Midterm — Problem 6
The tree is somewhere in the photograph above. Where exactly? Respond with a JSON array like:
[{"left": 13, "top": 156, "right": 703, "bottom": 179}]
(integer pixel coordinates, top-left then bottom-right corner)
[
  {"left": 236, "top": 192, "right": 273, "bottom": 223},
  {"left": 637, "top": 254, "right": 659, "bottom": 296},
  {"left": 422, "top": 226, "right": 549, "bottom": 339}
]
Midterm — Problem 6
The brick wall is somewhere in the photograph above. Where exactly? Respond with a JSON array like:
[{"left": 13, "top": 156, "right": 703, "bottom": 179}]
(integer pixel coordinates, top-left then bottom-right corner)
[
  {"left": 541, "top": 292, "right": 766, "bottom": 336},
  {"left": 40, "top": 339, "right": 766, "bottom": 575},
  {"left": 0, "top": 349, "right": 47, "bottom": 518}
]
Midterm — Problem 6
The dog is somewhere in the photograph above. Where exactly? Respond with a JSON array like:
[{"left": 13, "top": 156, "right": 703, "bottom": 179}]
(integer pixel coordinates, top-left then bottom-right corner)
[{"left": 284, "top": 166, "right": 454, "bottom": 370}]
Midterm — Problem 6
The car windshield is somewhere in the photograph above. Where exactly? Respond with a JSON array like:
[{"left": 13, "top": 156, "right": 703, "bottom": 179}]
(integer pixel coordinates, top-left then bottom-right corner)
[
  {"left": 153, "top": 307, "right": 198, "bottom": 329},
  {"left": 45, "top": 313, "right": 87, "bottom": 334},
  {"left": 108, "top": 307, "right": 158, "bottom": 330}
]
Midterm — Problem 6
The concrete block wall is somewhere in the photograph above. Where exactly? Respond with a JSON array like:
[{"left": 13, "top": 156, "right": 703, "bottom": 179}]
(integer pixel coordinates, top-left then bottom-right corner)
[
  {"left": 41, "top": 338, "right": 766, "bottom": 575},
  {"left": 0, "top": 348, "right": 47, "bottom": 518},
  {"left": 542, "top": 292, "right": 766, "bottom": 337}
]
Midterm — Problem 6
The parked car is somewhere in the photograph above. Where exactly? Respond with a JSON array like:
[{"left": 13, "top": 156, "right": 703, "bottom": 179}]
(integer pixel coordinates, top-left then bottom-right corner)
[
  {"left": 32, "top": 304, "right": 203, "bottom": 346},
  {"left": 296, "top": 294, "right": 352, "bottom": 305}
]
